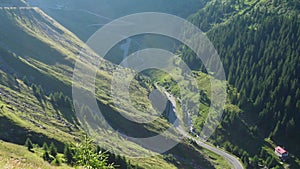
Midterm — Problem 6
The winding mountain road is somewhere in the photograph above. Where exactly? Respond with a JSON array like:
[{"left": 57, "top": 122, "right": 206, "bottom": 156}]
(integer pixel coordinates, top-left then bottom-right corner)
[{"left": 165, "top": 91, "right": 244, "bottom": 169}]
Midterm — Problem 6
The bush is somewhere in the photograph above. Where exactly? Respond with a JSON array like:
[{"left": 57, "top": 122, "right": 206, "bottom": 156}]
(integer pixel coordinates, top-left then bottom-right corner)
[
  {"left": 51, "top": 155, "right": 62, "bottom": 166},
  {"left": 72, "top": 136, "right": 115, "bottom": 169}
]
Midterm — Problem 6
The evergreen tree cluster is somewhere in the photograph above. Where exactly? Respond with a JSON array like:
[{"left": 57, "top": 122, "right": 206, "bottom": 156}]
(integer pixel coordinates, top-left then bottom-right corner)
[
  {"left": 95, "top": 145, "right": 141, "bottom": 169},
  {"left": 42, "top": 142, "right": 60, "bottom": 165},
  {"left": 31, "top": 83, "right": 45, "bottom": 100},
  {"left": 180, "top": 1, "right": 300, "bottom": 167},
  {"left": 24, "top": 137, "right": 137, "bottom": 168},
  {"left": 41, "top": 136, "right": 139, "bottom": 169},
  {"left": 214, "top": 9, "right": 300, "bottom": 144},
  {"left": 49, "top": 91, "right": 72, "bottom": 108}
]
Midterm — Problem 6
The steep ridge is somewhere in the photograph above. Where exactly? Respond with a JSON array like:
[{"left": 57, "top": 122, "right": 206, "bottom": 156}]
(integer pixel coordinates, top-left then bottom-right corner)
[
  {"left": 0, "top": 4, "right": 163, "bottom": 146},
  {"left": 25, "top": 0, "right": 208, "bottom": 41},
  {"left": 0, "top": 7, "right": 172, "bottom": 168},
  {"left": 180, "top": 0, "right": 300, "bottom": 168},
  {"left": 0, "top": 6, "right": 232, "bottom": 169}
]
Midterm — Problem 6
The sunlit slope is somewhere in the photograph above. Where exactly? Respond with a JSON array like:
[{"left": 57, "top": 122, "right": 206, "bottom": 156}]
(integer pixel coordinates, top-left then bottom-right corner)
[
  {"left": 0, "top": 140, "right": 72, "bottom": 169},
  {"left": 0, "top": 7, "right": 231, "bottom": 168},
  {"left": 0, "top": 6, "right": 169, "bottom": 150}
]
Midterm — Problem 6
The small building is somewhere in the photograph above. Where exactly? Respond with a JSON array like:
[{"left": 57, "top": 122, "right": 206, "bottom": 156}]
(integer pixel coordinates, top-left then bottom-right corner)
[{"left": 275, "top": 146, "right": 288, "bottom": 161}]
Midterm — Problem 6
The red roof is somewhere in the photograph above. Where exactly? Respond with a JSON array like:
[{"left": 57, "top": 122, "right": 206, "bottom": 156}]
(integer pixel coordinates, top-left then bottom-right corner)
[{"left": 275, "top": 146, "right": 287, "bottom": 154}]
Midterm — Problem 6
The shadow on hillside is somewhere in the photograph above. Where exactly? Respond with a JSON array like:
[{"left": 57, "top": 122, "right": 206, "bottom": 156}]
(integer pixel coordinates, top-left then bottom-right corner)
[
  {"left": 0, "top": 116, "right": 65, "bottom": 152},
  {"left": 97, "top": 100, "right": 166, "bottom": 138}
]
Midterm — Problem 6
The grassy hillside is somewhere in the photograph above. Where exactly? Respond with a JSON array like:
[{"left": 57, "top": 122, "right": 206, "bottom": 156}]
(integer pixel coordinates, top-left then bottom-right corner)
[
  {"left": 25, "top": 0, "right": 207, "bottom": 41},
  {"left": 17, "top": 0, "right": 298, "bottom": 168},
  {"left": 0, "top": 140, "right": 72, "bottom": 169},
  {"left": 0, "top": 6, "right": 233, "bottom": 169}
]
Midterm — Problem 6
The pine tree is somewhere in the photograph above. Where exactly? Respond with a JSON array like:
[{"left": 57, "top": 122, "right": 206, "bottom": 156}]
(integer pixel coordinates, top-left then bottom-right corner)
[
  {"left": 25, "top": 138, "right": 33, "bottom": 151},
  {"left": 259, "top": 148, "right": 267, "bottom": 158},
  {"left": 49, "top": 142, "right": 58, "bottom": 158},
  {"left": 251, "top": 155, "right": 259, "bottom": 168},
  {"left": 286, "top": 118, "right": 295, "bottom": 137},
  {"left": 42, "top": 142, "right": 48, "bottom": 152},
  {"left": 22, "top": 75, "right": 29, "bottom": 85},
  {"left": 43, "top": 151, "right": 53, "bottom": 163},
  {"left": 52, "top": 155, "right": 62, "bottom": 166},
  {"left": 64, "top": 144, "right": 74, "bottom": 165}
]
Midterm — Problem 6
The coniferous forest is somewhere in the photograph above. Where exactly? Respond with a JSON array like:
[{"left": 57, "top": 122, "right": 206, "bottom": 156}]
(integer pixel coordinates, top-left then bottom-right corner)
[
  {"left": 181, "top": 0, "right": 300, "bottom": 168},
  {"left": 0, "top": 0, "right": 299, "bottom": 169}
]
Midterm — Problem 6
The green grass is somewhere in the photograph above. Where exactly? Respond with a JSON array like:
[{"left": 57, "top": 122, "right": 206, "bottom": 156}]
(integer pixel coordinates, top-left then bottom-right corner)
[
  {"left": 168, "top": 139, "right": 232, "bottom": 169},
  {"left": 0, "top": 140, "right": 72, "bottom": 169},
  {"left": 0, "top": 7, "right": 233, "bottom": 169},
  {"left": 141, "top": 68, "right": 236, "bottom": 167},
  {"left": 0, "top": 82, "right": 81, "bottom": 149}
]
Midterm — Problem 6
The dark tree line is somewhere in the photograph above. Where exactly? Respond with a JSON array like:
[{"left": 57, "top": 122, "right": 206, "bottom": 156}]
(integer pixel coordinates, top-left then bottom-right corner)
[
  {"left": 24, "top": 137, "right": 139, "bottom": 168},
  {"left": 63, "top": 137, "right": 140, "bottom": 169},
  {"left": 180, "top": 1, "right": 300, "bottom": 167}
]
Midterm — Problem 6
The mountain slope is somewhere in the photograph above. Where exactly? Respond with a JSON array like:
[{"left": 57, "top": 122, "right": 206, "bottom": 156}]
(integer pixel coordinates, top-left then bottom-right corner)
[
  {"left": 25, "top": 0, "right": 207, "bottom": 41},
  {"left": 0, "top": 6, "right": 233, "bottom": 169},
  {"left": 180, "top": 0, "right": 300, "bottom": 168},
  {"left": 0, "top": 140, "right": 72, "bottom": 169}
]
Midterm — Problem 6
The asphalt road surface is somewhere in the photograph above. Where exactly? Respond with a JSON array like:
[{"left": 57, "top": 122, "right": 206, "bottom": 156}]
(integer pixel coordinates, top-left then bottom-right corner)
[{"left": 165, "top": 91, "right": 244, "bottom": 169}]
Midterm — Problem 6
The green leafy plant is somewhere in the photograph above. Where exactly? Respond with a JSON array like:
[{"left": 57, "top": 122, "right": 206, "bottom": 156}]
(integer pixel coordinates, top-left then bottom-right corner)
[{"left": 72, "top": 136, "right": 114, "bottom": 169}]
